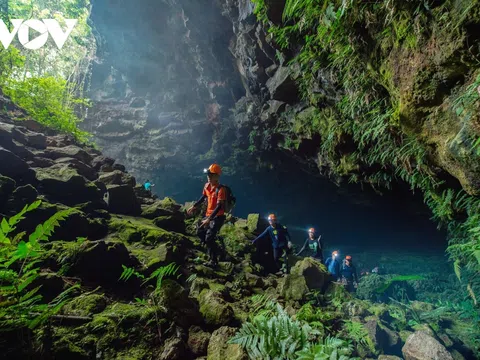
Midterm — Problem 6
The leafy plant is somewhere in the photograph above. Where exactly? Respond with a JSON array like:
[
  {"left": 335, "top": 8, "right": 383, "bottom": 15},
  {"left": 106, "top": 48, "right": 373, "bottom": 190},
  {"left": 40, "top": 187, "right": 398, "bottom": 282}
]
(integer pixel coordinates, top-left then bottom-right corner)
[
  {"left": 296, "top": 336, "right": 354, "bottom": 360},
  {"left": 0, "top": 201, "right": 78, "bottom": 330},
  {"left": 342, "top": 320, "right": 375, "bottom": 353},
  {"left": 230, "top": 302, "right": 321, "bottom": 359}
]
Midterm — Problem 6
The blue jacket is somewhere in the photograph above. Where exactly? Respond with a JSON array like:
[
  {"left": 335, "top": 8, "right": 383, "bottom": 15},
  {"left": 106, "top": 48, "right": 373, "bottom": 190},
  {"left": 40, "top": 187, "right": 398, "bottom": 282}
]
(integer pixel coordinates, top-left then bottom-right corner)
[
  {"left": 252, "top": 223, "right": 291, "bottom": 249},
  {"left": 325, "top": 257, "right": 340, "bottom": 277}
]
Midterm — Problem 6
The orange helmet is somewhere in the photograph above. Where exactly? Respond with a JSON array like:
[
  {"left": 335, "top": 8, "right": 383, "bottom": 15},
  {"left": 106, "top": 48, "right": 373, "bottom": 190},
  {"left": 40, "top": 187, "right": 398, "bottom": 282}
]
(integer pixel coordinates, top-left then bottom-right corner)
[
  {"left": 332, "top": 251, "right": 339, "bottom": 257},
  {"left": 346, "top": 255, "right": 352, "bottom": 260},
  {"left": 308, "top": 228, "right": 315, "bottom": 233},
  {"left": 268, "top": 214, "right": 277, "bottom": 221},
  {"left": 205, "top": 163, "right": 222, "bottom": 175}
]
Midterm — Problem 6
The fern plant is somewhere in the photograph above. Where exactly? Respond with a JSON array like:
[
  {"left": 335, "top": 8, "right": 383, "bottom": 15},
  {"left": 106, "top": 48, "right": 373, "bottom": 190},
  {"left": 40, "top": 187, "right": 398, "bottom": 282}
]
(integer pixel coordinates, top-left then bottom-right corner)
[
  {"left": 0, "top": 201, "right": 78, "bottom": 330},
  {"left": 230, "top": 303, "right": 321, "bottom": 359},
  {"left": 342, "top": 320, "right": 375, "bottom": 354}
]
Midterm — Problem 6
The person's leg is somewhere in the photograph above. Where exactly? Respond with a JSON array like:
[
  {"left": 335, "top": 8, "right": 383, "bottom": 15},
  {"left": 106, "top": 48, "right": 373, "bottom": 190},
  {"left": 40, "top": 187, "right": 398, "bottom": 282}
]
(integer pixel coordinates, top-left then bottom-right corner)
[
  {"left": 205, "top": 216, "right": 225, "bottom": 265},
  {"left": 196, "top": 218, "right": 208, "bottom": 245}
]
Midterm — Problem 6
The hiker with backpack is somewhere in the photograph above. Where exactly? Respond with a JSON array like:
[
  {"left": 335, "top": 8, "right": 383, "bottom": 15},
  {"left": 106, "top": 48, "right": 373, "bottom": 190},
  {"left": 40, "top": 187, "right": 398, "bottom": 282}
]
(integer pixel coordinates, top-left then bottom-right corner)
[
  {"left": 252, "top": 214, "right": 292, "bottom": 275},
  {"left": 187, "top": 163, "right": 235, "bottom": 267}
]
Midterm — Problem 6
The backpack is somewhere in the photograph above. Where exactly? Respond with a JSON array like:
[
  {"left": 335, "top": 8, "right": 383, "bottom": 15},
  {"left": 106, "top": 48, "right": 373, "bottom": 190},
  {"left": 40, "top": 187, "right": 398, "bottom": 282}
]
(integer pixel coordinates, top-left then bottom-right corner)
[{"left": 216, "top": 185, "right": 236, "bottom": 213}]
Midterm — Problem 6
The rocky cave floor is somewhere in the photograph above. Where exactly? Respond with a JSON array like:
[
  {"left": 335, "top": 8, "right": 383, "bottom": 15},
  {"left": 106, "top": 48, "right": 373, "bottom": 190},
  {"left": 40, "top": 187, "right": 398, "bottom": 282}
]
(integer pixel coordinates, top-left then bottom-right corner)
[{"left": 0, "top": 95, "right": 479, "bottom": 360}]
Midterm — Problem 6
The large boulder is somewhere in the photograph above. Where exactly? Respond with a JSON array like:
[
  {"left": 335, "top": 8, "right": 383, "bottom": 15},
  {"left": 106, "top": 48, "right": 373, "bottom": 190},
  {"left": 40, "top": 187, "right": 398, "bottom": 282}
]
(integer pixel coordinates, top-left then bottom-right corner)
[
  {"left": 42, "top": 145, "right": 93, "bottom": 164},
  {"left": 0, "top": 146, "right": 30, "bottom": 178},
  {"left": 207, "top": 326, "right": 248, "bottom": 360},
  {"left": 198, "top": 289, "right": 234, "bottom": 326},
  {"left": 69, "top": 240, "right": 139, "bottom": 288},
  {"left": 276, "top": 274, "right": 309, "bottom": 301},
  {"left": 188, "top": 326, "right": 211, "bottom": 357},
  {"left": 153, "top": 215, "right": 186, "bottom": 234},
  {"left": 158, "top": 337, "right": 186, "bottom": 360},
  {"left": 106, "top": 184, "right": 141, "bottom": 215},
  {"left": 98, "top": 170, "right": 136, "bottom": 187},
  {"left": 291, "top": 257, "right": 329, "bottom": 290},
  {"left": 54, "top": 157, "right": 97, "bottom": 181},
  {"left": 156, "top": 280, "right": 202, "bottom": 328},
  {"left": 402, "top": 331, "right": 453, "bottom": 360},
  {"left": 34, "top": 164, "right": 104, "bottom": 205}
]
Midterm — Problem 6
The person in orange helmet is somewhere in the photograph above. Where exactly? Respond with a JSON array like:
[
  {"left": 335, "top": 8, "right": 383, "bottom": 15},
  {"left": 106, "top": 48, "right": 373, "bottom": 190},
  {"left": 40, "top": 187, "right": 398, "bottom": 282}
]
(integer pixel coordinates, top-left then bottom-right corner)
[
  {"left": 187, "top": 164, "right": 226, "bottom": 267},
  {"left": 296, "top": 227, "right": 324, "bottom": 262},
  {"left": 340, "top": 255, "right": 359, "bottom": 293},
  {"left": 252, "top": 213, "right": 292, "bottom": 275}
]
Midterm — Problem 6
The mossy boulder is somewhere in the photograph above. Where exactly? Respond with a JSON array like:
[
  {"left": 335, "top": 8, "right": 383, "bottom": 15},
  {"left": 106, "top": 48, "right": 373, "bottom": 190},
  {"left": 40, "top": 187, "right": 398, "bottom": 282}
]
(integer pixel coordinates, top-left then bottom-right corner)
[
  {"left": 63, "top": 294, "right": 107, "bottom": 317},
  {"left": 276, "top": 274, "right": 309, "bottom": 301},
  {"left": 402, "top": 331, "right": 454, "bottom": 360},
  {"left": 156, "top": 280, "right": 202, "bottom": 327},
  {"left": 108, "top": 215, "right": 186, "bottom": 245},
  {"left": 153, "top": 215, "right": 186, "bottom": 234},
  {"left": 106, "top": 184, "right": 141, "bottom": 215},
  {"left": 219, "top": 223, "right": 253, "bottom": 258},
  {"left": 69, "top": 240, "right": 139, "bottom": 289},
  {"left": 341, "top": 299, "right": 370, "bottom": 318},
  {"left": 207, "top": 326, "right": 248, "bottom": 360},
  {"left": 291, "top": 257, "right": 329, "bottom": 291},
  {"left": 34, "top": 164, "right": 103, "bottom": 205},
  {"left": 198, "top": 289, "right": 234, "bottom": 326},
  {"left": 188, "top": 326, "right": 211, "bottom": 357},
  {"left": 247, "top": 213, "right": 268, "bottom": 233},
  {"left": 158, "top": 337, "right": 186, "bottom": 360}
]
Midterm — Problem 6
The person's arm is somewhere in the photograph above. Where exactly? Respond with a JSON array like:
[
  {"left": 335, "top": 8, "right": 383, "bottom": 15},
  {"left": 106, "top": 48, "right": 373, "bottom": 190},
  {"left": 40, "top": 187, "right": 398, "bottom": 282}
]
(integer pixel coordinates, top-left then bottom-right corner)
[
  {"left": 193, "top": 194, "right": 207, "bottom": 208},
  {"left": 252, "top": 227, "right": 268, "bottom": 244},
  {"left": 296, "top": 239, "right": 308, "bottom": 256},
  {"left": 283, "top": 226, "right": 291, "bottom": 242},
  {"left": 207, "top": 200, "right": 225, "bottom": 220}
]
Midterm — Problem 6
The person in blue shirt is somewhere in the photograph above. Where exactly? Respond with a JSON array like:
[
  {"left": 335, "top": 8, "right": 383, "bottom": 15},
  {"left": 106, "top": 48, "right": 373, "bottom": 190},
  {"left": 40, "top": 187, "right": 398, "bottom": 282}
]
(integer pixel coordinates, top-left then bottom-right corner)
[
  {"left": 340, "top": 255, "right": 359, "bottom": 293},
  {"left": 325, "top": 250, "right": 341, "bottom": 281},
  {"left": 296, "top": 227, "right": 324, "bottom": 262},
  {"left": 144, "top": 180, "right": 155, "bottom": 192},
  {"left": 252, "top": 213, "right": 291, "bottom": 274}
]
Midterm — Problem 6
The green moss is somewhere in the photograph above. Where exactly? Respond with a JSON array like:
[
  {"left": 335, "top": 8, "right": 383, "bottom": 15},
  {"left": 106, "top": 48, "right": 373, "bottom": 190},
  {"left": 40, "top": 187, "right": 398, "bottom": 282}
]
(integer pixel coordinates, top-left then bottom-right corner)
[
  {"left": 63, "top": 294, "right": 107, "bottom": 317},
  {"left": 108, "top": 215, "right": 182, "bottom": 245}
]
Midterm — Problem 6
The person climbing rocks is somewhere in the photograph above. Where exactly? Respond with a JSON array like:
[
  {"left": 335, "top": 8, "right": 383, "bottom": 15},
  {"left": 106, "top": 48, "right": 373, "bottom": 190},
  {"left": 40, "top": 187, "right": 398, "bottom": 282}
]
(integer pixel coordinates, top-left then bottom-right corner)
[
  {"left": 144, "top": 180, "right": 155, "bottom": 193},
  {"left": 252, "top": 213, "right": 291, "bottom": 275},
  {"left": 187, "top": 164, "right": 226, "bottom": 267},
  {"left": 325, "top": 250, "right": 341, "bottom": 281},
  {"left": 296, "top": 227, "right": 324, "bottom": 262},
  {"left": 340, "top": 255, "right": 359, "bottom": 293}
]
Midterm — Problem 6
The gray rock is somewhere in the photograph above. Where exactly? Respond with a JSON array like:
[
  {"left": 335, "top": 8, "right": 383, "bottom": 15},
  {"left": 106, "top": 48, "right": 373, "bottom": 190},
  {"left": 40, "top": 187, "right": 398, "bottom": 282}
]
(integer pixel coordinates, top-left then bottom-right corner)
[
  {"left": 158, "top": 337, "right": 186, "bottom": 360},
  {"left": 291, "top": 257, "right": 329, "bottom": 290},
  {"left": 402, "top": 331, "right": 453, "bottom": 360},
  {"left": 106, "top": 184, "right": 141, "bottom": 215},
  {"left": 55, "top": 157, "right": 98, "bottom": 181},
  {"left": 0, "top": 146, "right": 30, "bottom": 178},
  {"left": 378, "top": 356, "right": 403, "bottom": 360},
  {"left": 188, "top": 326, "right": 210, "bottom": 357},
  {"left": 98, "top": 170, "right": 135, "bottom": 187},
  {"left": 266, "top": 66, "right": 299, "bottom": 103},
  {"left": 276, "top": 274, "right": 309, "bottom": 301},
  {"left": 43, "top": 145, "right": 93, "bottom": 164},
  {"left": 207, "top": 326, "right": 248, "bottom": 360}
]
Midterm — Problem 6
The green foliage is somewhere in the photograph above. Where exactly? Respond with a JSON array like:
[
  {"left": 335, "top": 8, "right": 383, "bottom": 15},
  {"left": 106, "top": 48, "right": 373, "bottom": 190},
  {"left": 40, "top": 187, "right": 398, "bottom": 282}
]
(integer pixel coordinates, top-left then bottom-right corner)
[
  {"left": 0, "top": 201, "right": 77, "bottom": 330},
  {"left": 375, "top": 275, "right": 424, "bottom": 294},
  {"left": 0, "top": 0, "right": 94, "bottom": 141},
  {"left": 119, "top": 262, "right": 180, "bottom": 295},
  {"left": 297, "top": 303, "right": 334, "bottom": 324},
  {"left": 3, "top": 76, "right": 91, "bottom": 142},
  {"left": 295, "top": 336, "right": 354, "bottom": 360},
  {"left": 342, "top": 320, "right": 375, "bottom": 353},
  {"left": 230, "top": 302, "right": 322, "bottom": 360}
]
